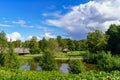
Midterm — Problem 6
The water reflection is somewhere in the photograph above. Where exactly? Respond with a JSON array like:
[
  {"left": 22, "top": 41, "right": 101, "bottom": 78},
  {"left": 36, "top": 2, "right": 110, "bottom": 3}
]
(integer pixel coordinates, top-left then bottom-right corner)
[
  {"left": 20, "top": 62, "right": 69, "bottom": 73},
  {"left": 60, "top": 63, "right": 69, "bottom": 73}
]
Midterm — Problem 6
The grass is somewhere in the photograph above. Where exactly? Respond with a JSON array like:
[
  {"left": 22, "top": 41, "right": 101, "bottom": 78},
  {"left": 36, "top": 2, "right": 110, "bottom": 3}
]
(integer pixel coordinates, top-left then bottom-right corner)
[{"left": 17, "top": 51, "right": 86, "bottom": 61}]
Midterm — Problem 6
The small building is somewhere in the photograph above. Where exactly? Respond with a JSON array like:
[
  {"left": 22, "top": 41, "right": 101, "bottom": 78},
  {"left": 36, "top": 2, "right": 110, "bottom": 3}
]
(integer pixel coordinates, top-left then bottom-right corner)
[
  {"left": 63, "top": 48, "right": 70, "bottom": 53},
  {"left": 14, "top": 48, "right": 30, "bottom": 55}
]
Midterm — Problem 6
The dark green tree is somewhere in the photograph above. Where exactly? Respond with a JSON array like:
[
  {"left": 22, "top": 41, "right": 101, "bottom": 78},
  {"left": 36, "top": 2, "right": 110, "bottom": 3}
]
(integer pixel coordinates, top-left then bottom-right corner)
[
  {"left": 67, "top": 39, "right": 75, "bottom": 51},
  {"left": 12, "top": 40, "right": 22, "bottom": 48},
  {"left": 39, "top": 37, "right": 48, "bottom": 52},
  {"left": 0, "top": 31, "right": 19, "bottom": 68},
  {"left": 106, "top": 24, "right": 120, "bottom": 54},
  {"left": 29, "top": 36, "right": 40, "bottom": 54},
  {"left": 73, "top": 40, "right": 80, "bottom": 51},
  {"left": 56, "top": 35, "right": 62, "bottom": 47},
  {"left": 87, "top": 30, "right": 108, "bottom": 53},
  {"left": 79, "top": 40, "right": 87, "bottom": 51}
]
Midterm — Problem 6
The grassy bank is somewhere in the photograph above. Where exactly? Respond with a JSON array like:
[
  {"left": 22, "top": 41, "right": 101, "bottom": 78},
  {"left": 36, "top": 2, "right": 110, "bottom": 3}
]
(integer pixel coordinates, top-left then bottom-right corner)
[{"left": 17, "top": 51, "right": 86, "bottom": 61}]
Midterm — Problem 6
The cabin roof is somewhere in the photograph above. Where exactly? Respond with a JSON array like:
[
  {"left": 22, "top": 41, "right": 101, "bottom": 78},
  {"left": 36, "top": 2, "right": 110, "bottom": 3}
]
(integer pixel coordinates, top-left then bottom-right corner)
[
  {"left": 14, "top": 48, "right": 30, "bottom": 54},
  {"left": 63, "top": 48, "right": 70, "bottom": 52}
]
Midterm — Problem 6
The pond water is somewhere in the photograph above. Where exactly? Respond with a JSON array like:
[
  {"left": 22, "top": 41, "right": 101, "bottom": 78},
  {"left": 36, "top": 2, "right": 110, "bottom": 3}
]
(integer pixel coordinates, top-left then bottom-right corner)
[
  {"left": 20, "top": 60, "right": 96, "bottom": 73},
  {"left": 20, "top": 62, "right": 69, "bottom": 73}
]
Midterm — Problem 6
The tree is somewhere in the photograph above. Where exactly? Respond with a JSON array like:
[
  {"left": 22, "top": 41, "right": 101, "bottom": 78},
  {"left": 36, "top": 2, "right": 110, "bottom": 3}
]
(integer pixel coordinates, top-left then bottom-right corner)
[
  {"left": 79, "top": 40, "right": 87, "bottom": 51},
  {"left": 73, "top": 40, "right": 80, "bottom": 51},
  {"left": 12, "top": 40, "right": 22, "bottom": 48},
  {"left": 47, "top": 38, "right": 60, "bottom": 53},
  {"left": 39, "top": 50, "right": 57, "bottom": 71},
  {"left": 106, "top": 24, "right": 120, "bottom": 54},
  {"left": 39, "top": 37, "right": 48, "bottom": 52},
  {"left": 29, "top": 36, "right": 40, "bottom": 54},
  {"left": 5, "top": 42, "right": 19, "bottom": 69},
  {"left": 0, "top": 31, "right": 19, "bottom": 68},
  {"left": 67, "top": 39, "right": 75, "bottom": 51},
  {"left": 22, "top": 40, "right": 30, "bottom": 48},
  {"left": 0, "top": 31, "right": 8, "bottom": 66},
  {"left": 0, "top": 31, "right": 8, "bottom": 51},
  {"left": 87, "top": 30, "right": 108, "bottom": 53},
  {"left": 56, "top": 35, "right": 62, "bottom": 47}
]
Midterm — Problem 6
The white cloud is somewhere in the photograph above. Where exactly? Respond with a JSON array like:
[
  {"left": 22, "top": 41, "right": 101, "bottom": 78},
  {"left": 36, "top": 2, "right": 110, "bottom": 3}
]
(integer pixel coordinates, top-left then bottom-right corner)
[
  {"left": 0, "top": 24, "right": 10, "bottom": 27},
  {"left": 42, "top": 11, "right": 62, "bottom": 18},
  {"left": 40, "top": 32, "right": 56, "bottom": 39},
  {"left": 12, "top": 20, "right": 26, "bottom": 25},
  {"left": 46, "top": 0, "right": 120, "bottom": 39},
  {"left": 7, "top": 32, "right": 23, "bottom": 41}
]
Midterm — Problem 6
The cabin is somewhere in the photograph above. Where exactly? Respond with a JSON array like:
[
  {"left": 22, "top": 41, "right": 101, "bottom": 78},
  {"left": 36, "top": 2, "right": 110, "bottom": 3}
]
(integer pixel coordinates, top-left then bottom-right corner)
[
  {"left": 14, "top": 48, "right": 30, "bottom": 55},
  {"left": 63, "top": 48, "right": 71, "bottom": 53}
]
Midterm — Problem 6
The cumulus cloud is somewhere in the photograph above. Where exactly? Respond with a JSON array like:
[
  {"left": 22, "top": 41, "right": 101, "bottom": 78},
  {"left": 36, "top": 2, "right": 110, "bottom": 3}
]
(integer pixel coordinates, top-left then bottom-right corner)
[
  {"left": 46, "top": 0, "right": 120, "bottom": 39},
  {"left": 7, "top": 32, "right": 23, "bottom": 41}
]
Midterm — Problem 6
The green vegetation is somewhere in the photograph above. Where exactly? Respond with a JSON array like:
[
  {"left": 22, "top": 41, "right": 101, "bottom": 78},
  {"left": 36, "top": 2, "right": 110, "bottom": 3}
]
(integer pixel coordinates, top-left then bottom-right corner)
[
  {"left": 0, "top": 31, "right": 19, "bottom": 69},
  {"left": 39, "top": 50, "right": 57, "bottom": 71},
  {"left": 0, "top": 68, "right": 120, "bottom": 80},
  {"left": 1, "top": 24, "right": 120, "bottom": 79},
  {"left": 68, "top": 60, "right": 85, "bottom": 74}
]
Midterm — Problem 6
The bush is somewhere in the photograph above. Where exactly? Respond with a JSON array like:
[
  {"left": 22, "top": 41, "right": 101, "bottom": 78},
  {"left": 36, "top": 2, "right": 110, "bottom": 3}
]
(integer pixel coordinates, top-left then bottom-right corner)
[
  {"left": 39, "top": 50, "right": 57, "bottom": 71},
  {"left": 85, "top": 52, "right": 98, "bottom": 64},
  {"left": 97, "top": 52, "right": 120, "bottom": 71},
  {"left": 68, "top": 60, "right": 85, "bottom": 74}
]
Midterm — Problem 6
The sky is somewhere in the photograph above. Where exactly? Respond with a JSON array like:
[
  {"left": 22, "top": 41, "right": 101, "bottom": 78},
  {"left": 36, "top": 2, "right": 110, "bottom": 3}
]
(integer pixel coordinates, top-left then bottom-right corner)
[{"left": 0, "top": 0, "right": 120, "bottom": 41}]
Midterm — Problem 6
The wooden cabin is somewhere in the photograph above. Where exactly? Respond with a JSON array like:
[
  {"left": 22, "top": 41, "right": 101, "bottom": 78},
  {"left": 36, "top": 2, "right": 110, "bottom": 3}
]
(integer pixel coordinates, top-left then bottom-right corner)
[
  {"left": 63, "top": 48, "right": 70, "bottom": 53},
  {"left": 14, "top": 48, "right": 30, "bottom": 55}
]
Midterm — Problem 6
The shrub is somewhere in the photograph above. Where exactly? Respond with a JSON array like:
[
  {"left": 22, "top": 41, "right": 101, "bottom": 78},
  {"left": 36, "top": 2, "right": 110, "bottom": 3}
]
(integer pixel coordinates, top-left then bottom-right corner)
[
  {"left": 68, "top": 60, "right": 85, "bottom": 74},
  {"left": 97, "top": 51, "right": 120, "bottom": 71},
  {"left": 39, "top": 50, "right": 57, "bottom": 71},
  {"left": 85, "top": 52, "right": 98, "bottom": 64}
]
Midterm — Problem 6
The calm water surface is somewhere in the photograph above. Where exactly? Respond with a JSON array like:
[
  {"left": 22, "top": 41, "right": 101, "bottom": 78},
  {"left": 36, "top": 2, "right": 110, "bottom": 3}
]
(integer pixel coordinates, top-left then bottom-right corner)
[{"left": 20, "top": 62, "right": 69, "bottom": 73}]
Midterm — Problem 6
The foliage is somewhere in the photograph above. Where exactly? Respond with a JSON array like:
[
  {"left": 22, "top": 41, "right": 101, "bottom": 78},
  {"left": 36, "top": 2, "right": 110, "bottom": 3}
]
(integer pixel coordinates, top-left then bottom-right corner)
[
  {"left": 97, "top": 52, "right": 120, "bottom": 71},
  {"left": 0, "top": 31, "right": 19, "bottom": 69},
  {"left": 47, "top": 38, "right": 61, "bottom": 53},
  {"left": 0, "top": 68, "right": 120, "bottom": 80},
  {"left": 30, "top": 48, "right": 41, "bottom": 54},
  {"left": 68, "top": 60, "right": 85, "bottom": 74},
  {"left": 67, "top": 39, "right": 75, "bottom": 51},
  {"left": 39, "top": 50, "right": 57, "bottom": 71},
  {"left": 12, "top": 40, "right": 22, "bottom": 48},
  {"left": 4, "top": 42, "right": 20, "bottom": 69},
  {"left": 87, "top": 30, "right": 108, "bottom": 53},
  {"left": 39, "top": 37, "right": 48, "bottom": 52},
  {"left": 85, "top": 52, "right": 98, "bottom": 64},
  {"left": 29, "top": 36, "right": 39, "bottom": 49},
  {"left": 106, "top": 24, "right": 120, "bottom": 54}
]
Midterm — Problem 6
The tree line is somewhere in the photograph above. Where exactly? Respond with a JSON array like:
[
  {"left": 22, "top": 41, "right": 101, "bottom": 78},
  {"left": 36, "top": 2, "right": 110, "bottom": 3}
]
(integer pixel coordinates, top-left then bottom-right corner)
[
  {"left": 0, "top": 24, "right": 120, "bottom": 55},
  {"left": 12, "top": 35, "right": 87, "bottom": 54}
]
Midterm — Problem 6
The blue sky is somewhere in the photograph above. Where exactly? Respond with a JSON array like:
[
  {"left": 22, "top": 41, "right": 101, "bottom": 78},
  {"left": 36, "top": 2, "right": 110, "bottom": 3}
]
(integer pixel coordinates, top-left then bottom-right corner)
[{"left": 0, "top": 0, "right": 119, "bottom": 41}]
